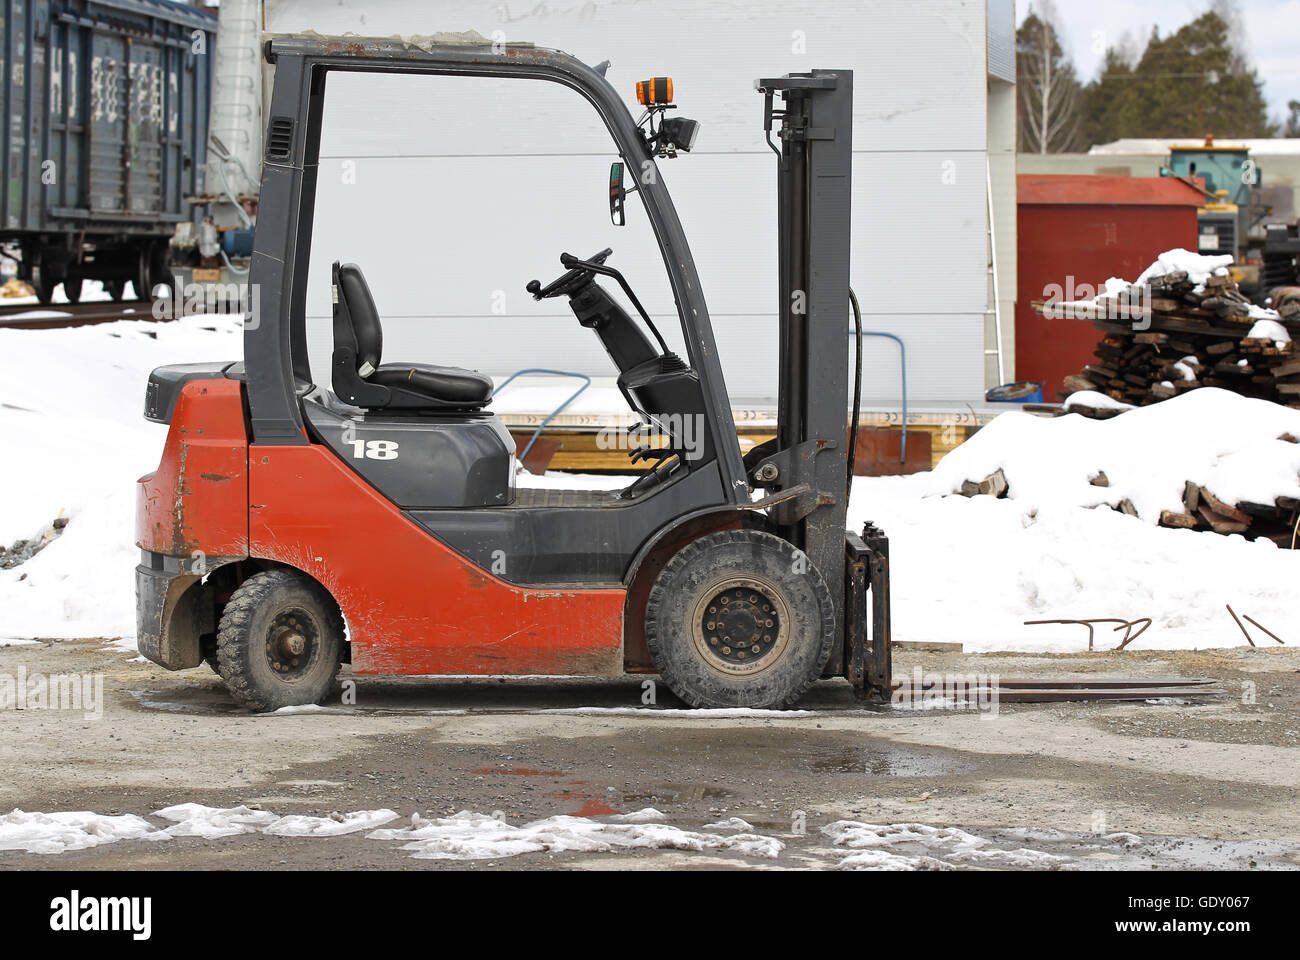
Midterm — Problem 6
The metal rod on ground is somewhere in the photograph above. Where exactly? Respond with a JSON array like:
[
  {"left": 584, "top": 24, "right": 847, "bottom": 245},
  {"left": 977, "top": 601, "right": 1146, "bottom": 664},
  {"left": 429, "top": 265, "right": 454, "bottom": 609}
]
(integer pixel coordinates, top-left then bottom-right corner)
[
  {"left": 1242, "top": 615, "right": 1285, "bottom": 645},
  {"left": 1024, "top": 617, "right": 1150, "bottom": 652},
  {"left": 1112, "top": 617, "right": 1153, "bottom": 650},
  {"left": 1225, "top": 604, "right": 1255, "bottom": 647}
]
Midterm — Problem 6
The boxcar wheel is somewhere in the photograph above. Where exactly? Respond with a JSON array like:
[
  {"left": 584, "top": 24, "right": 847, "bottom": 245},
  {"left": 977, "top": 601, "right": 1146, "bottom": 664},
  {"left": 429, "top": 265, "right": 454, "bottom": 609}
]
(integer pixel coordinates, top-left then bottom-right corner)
[
  {"left": 31, "top": 267, "right": 56, "bottom": 305},
  {"left": 215, "top": 570, "right": 344, "bottom": 712},
  {"left": 645, "top": 529, "right": 835, "bottom": 709},
  {"left": 63, "top": 271, "right": 83, "bottom": 304}
]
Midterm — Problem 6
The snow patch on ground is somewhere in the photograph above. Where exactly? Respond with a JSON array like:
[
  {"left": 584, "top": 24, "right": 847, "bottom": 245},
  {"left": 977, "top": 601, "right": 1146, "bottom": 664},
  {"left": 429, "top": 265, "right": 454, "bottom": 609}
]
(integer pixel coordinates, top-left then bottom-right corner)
[
  {"left": 153, "top": 804, "right": 279, "bottom": 839},
  {"left": 366, "top": 809, "right": 784, "bottom": 861},
  {"left": 821, "top": 821, "right": 1070, "bottom": 871},
  {"left": 263, "top": 808, "right": 400, "bottom": 837},
  {"left": 1, "top": 803, "right": 783, "bottom": 863},
  {"left": 537, "top": 706, "right": 816, "bottom": 718},
  {"left": 155, "top": 803, "right": 398, "bottom": 838},
  {"left": 0, "top": 809, "right": 166, "bottom": 854}
]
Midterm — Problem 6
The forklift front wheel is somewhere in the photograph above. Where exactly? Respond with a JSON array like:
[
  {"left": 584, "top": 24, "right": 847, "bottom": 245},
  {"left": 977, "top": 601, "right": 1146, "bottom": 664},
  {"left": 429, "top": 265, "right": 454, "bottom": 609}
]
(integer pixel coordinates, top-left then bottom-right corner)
[
  {"left": 645, "top": 530, "right": 835, "bottom": 709},
  {"left": 215, "top": 570, "right": 344, "bottom": 712}
]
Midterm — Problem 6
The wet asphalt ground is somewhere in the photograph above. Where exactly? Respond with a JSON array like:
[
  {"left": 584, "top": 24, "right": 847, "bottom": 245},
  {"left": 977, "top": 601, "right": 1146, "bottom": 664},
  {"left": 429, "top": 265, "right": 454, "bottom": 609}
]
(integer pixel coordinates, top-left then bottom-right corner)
[{"left": 1, "top": 639, "right": 1298, "bottom": 870}]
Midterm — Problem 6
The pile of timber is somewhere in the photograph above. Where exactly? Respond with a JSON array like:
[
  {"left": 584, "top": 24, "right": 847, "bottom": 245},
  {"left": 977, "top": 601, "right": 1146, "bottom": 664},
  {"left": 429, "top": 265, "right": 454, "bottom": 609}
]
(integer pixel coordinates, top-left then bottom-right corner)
[
  {"left": 1159, "top": 480, "right": 1299, "bottom": 546},
  {"left": 1036, "top": 271, "right": 1300, "bottom": 408},
  {"left": 952, "top": 463, "right": 1300, "bottom": 547}
]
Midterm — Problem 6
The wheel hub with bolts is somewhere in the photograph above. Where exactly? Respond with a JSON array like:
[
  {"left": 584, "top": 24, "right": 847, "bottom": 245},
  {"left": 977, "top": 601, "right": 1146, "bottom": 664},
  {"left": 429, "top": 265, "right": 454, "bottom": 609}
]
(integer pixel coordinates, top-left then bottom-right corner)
[
  {"left": 691, "top": 576, "right": 789, "bottom": 677},
  {"left": 265, "top": 611, "right": 317, "bottom": 680}
]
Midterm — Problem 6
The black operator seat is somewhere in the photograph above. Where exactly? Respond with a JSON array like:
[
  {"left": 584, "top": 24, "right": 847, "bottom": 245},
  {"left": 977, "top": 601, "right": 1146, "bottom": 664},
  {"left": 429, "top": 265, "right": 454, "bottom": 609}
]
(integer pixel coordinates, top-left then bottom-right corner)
[{"left": 330, "top": 261, "right": 494, "bottom": 411}]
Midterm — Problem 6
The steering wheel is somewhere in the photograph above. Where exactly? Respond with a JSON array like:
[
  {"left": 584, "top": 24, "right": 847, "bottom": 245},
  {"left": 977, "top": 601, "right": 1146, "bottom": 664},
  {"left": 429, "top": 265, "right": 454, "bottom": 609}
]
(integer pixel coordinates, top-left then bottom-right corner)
[{"left": 526, "top": 248, "right": 613, "bottom": 300}]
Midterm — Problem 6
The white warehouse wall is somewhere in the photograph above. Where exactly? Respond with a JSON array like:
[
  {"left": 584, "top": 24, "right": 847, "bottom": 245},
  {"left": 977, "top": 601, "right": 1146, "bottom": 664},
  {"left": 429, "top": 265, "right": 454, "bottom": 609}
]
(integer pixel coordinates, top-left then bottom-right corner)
[{"left": 262, "top": 0, "right": 997, "bottom": 411}]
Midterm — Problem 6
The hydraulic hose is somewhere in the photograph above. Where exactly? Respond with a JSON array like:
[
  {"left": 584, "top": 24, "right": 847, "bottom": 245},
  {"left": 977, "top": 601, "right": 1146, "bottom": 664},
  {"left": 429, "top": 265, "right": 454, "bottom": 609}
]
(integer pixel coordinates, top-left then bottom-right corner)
[{"left": 847, "top": 287, "right": 864, "bottom": 508}]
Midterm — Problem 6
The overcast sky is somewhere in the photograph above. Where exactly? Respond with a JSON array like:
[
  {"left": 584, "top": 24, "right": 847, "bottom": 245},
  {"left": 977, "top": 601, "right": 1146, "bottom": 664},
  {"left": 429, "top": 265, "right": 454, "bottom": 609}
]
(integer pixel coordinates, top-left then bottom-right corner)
[{"left": 1017, "top": 0, "right": 1299, "bottom": 124}]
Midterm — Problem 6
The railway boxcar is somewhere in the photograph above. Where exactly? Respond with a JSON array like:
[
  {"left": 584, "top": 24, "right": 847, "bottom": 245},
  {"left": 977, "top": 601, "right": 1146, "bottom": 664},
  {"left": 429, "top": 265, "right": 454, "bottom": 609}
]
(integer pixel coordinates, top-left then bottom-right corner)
[{"left": 1, "top": 0, "right": 216, "bottom": 303}]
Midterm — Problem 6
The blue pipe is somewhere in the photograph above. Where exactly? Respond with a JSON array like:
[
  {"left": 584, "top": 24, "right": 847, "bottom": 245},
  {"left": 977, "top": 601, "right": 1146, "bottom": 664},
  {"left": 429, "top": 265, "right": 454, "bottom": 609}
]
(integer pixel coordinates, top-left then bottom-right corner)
[
  {"left": 494, "top": 368, "right": 592, "bottom": 464},
  {"left": 849, "top": 329, "right": 908, "bottom": 463}
]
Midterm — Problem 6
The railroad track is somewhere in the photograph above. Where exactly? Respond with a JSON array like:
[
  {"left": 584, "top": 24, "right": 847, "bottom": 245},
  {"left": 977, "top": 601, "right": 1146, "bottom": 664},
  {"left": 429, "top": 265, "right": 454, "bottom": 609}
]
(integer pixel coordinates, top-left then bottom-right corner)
[{"left": 0, "top": 298, "right": 159, "bottom": 329}]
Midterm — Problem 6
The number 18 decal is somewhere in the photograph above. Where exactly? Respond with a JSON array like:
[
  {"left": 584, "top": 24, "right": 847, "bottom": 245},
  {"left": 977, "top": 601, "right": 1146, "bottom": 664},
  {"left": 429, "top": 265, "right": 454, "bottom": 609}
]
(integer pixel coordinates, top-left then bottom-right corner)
[{"left": 350, "top": 439, "right": 400, "bottom": 460}]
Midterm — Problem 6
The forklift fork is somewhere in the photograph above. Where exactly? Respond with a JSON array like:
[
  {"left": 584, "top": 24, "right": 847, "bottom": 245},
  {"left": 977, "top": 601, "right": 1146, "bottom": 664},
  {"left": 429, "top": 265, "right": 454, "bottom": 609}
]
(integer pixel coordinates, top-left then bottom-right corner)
[{"left": 845, "top": 523, "right": 893, "bottom": 701}]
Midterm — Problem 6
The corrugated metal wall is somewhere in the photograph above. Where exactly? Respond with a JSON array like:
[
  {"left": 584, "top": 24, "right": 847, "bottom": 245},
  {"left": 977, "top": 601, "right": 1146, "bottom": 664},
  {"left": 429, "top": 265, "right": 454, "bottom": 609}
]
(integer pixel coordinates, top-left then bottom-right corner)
[{"left": 264, "top": 0, "right": 996, "bottom": 410}]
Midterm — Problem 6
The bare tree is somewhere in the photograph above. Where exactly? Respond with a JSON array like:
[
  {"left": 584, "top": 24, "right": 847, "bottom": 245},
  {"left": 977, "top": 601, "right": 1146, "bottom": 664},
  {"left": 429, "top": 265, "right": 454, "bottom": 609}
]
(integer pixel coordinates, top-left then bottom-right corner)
[{"left": 1017, "top": 5, "right": 1084, "bottom": 153}]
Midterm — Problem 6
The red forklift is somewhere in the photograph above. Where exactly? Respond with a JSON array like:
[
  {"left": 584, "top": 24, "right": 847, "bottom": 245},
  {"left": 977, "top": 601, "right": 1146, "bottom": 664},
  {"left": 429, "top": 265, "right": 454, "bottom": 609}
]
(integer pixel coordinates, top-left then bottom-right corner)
[{"left": 135, "top": 35, "right": 891, "bottom": 711}]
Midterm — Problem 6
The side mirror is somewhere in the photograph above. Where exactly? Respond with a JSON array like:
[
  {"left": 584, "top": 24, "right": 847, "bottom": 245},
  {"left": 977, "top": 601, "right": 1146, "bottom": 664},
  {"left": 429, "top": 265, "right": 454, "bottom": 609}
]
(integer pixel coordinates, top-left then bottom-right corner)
[{"left": 609, "top": 161, "right": 626, "bottom": 226}]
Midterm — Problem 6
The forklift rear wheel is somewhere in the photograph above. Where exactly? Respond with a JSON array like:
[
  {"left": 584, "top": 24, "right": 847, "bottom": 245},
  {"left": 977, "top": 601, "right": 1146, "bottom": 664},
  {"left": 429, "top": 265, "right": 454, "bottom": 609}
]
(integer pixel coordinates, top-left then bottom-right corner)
[
  {"left": 215, "top": 570, "right": 344, "bottom": 712},
  {"left": 645, "top": 529, "right": 835, "bottom": 709}
]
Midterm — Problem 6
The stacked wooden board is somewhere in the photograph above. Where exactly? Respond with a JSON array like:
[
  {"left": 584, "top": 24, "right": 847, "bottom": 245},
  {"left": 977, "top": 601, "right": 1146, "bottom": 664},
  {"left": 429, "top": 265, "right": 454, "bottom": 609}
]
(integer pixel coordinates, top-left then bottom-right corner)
[
  {"left": 1159, "top": 479, "right": 1300, "bottom": 546},
  {"left": 1036, "top": 271, "right": 1300, "bottom": 408}
]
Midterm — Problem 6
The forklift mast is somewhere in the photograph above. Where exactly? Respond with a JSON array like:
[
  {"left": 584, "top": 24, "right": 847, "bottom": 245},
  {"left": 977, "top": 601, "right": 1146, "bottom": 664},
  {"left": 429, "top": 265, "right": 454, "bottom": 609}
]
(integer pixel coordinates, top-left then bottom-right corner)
[{"left": 754, "top": 72, "right": 854, "bottom": 669}]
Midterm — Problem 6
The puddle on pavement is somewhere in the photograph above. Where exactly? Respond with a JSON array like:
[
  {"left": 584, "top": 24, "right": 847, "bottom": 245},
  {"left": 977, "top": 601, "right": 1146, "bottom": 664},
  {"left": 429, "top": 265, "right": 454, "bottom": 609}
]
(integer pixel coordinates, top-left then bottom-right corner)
[
  {"left": 131, "top": 686, "right": 246, "bottom": 715},
  {"left": 808, "top": 745, "right": 971, "bottom": 777},
  {"left": 623, "top": 782, "right": 735, "bottom": 803}
]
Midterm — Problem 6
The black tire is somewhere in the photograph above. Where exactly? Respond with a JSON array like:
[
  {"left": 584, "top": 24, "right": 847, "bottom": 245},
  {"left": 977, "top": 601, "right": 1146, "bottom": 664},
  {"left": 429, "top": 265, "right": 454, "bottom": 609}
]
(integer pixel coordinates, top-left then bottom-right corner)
[
  {"left": 215, "top": 569, "right": 344, "bottom": 712},
  {"left": 63, "top": 272, "right": 83, "bottom": 304},
  {"left": 31, "top": 267, "right": 55, "bottom": 305},
  {"left": 135, "top": 242, "right": 169, "bottom": 301},
  {"left": 645, "top": 529, "right": 835, "bottom": 709}
]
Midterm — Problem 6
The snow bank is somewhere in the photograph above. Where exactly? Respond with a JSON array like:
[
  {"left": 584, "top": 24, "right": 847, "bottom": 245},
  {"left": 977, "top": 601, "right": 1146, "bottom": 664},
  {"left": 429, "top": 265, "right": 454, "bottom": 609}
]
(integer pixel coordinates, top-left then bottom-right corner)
[
  {"left": 847, "top": 390, "right": 1300, "bottom": 651},
  {"left": 0, "top": 315, "right": 243, "bottom": 640},
  {"left": 911, "top": 389, "right": 1300, "bottom": 519}
]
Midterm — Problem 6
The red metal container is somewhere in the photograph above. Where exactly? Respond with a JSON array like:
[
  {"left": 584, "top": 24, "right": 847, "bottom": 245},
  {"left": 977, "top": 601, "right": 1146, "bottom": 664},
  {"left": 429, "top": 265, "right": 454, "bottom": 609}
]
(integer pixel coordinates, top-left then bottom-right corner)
[{"left": 1016, "top": 174, "right": 1203, "bottom": 400}]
